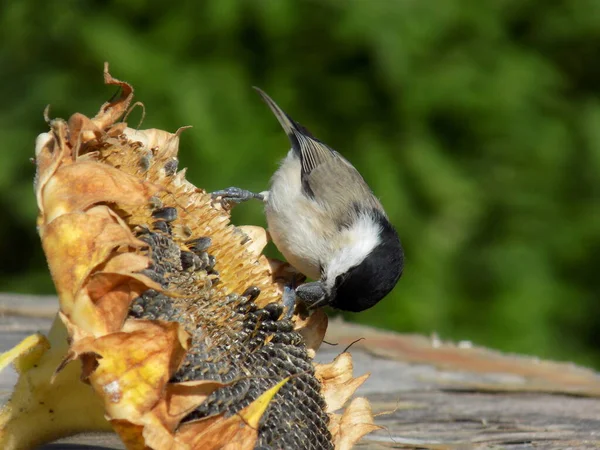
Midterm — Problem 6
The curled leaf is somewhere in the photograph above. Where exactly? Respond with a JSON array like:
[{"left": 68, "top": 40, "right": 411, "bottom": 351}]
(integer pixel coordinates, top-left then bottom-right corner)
[
  {"left": 331, "top": 397, "right": 382, "bottom": 450},
  {"left": 315, "top": 352, "right": 370, "bottom": 413}
]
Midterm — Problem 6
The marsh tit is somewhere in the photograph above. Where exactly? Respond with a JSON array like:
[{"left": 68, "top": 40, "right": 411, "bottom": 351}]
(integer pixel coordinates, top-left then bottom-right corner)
[{"left": 212, "top": 88, "right": 404, "bottom": 313}]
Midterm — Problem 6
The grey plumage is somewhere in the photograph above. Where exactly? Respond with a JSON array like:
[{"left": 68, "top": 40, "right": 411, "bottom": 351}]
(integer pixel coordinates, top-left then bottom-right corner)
[{"left": 215, "top": 88, "right": 404, "bottom": 312}]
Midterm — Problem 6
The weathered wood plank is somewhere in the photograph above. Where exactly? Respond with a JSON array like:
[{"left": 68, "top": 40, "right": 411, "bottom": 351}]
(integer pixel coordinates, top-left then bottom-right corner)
[{"left": 1, "top": 294, "right": 599, "bottom": 449}]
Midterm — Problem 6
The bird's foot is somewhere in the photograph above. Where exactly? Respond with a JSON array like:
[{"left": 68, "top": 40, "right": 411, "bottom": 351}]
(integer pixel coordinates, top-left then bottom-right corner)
[{"left": 211, "top": 187, "right": 265, "bottom": 207}]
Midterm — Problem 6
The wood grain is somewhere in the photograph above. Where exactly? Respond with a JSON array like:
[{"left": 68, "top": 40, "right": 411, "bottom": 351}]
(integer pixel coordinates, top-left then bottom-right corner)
[{"left": 1, "top": 294, "right": 599, "bottom": 449}]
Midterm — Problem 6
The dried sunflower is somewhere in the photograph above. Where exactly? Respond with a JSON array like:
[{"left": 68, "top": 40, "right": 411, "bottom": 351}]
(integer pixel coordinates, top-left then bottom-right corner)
[{"left": 0, "top": 64, "right": 379, "bottom": 450}]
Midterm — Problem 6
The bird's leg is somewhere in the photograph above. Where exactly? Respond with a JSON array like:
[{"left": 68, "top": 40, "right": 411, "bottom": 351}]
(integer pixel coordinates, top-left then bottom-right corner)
[
  {"left": 295, "top": 281, "right": 330, "bottom": 310},
  {"left": 211, "top": 187, "right": 267, "bottom": 206}
]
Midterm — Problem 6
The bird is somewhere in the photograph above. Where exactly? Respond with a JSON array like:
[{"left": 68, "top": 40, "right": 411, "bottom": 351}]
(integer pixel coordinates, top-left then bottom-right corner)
[{"left": 212, "top": 88, "right": 404, "bottom": 314}]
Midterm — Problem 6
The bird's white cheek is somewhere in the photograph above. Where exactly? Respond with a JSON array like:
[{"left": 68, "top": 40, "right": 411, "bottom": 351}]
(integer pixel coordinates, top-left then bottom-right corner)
[{"left": 324, "top": 213, "right": 382, "bottom": 290}]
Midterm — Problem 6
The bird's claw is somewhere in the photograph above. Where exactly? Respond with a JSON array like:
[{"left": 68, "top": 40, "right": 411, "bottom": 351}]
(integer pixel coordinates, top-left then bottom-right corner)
[{"left": 211, "top": 187, "right": 264, "bottom": 205}]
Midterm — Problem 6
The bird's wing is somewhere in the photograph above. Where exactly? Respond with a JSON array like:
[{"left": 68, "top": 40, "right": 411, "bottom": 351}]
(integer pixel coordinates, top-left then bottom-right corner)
[
  {"left": 304, "top": 152, "right": 384, "bottom": 223},
  {"left": 293, "top": 128, "right": 335, "bottom": 175}
]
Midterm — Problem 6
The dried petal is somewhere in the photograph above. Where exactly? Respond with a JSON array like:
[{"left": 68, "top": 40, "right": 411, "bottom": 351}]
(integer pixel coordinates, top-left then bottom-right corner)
[
  {"left": 0, "top": 333, "right": 49, "bottom": 374},
  {"left": 331, "top": 397, "right": 382, "bottom": 450},
  {"left": 237, "top": 225, "right": 269, "bottom": 258},
  {"left": 315, "top": 352, "right": 370, "bottom": 413}
]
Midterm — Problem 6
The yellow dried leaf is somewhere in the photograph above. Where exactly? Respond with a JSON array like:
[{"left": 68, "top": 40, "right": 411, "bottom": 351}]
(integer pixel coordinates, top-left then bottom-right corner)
[
  {"left": 41, "top": 211, "right": 142, "bottom": 294},
  {"left": 177, "top": 377, "right": 289, "bottom": 450},
  {"left": 68, "top": 320, "right": 190, "bottom": 421},
  {"left": 111, "top": 419, "right": 149, "bottom": 450},
  {"left": 40, "top": 211, "right": 155, "bottom": 336},
  {"left": 0, "top": 318, "right": 111, "bottom": 450},
  {"left": 241, "top": 376, "right": 289, "bottom": 428},
  {"left": 0, "top": 333, "right": 49, "bottom": 374}
]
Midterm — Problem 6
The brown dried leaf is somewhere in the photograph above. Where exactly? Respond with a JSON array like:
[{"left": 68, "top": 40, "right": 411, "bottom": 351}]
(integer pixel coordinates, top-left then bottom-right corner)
[
  {"left": 67, "top": 112, "right": 104, "bottom": 151},
  {"left": 177, "top": 413, "right": 254, "bottom": 450},
  {"left": 41, "top": 161, "right": 160, "bottom": 224},
  {"left": 92, "top": 62, "right": 134, "bottom": 131},
  {"left": 152, "top": 380, "right": 225, "bottom": 432},
  {"left": 315, "top": 352, "right": 369, "bottom": 413},
  {"left": 295, "top": 309, "right": 328, "bottom": 358},
  {"left": 267, "top": 258, "right": 306, "bottom": 288},
  {"left": 331, "top": 397, "right": 381, "bottom": 450},
  {"left": 86, "top": 271, "right": 152, "bottom": 334},
  {"left": 139, "top": 416, "right": 186, "bottom": 450}
]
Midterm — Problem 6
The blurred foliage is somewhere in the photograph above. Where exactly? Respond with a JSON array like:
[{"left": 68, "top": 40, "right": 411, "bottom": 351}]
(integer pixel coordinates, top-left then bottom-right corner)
[{"left": 1, "top": 0, "right": 599, "bottom": 367}]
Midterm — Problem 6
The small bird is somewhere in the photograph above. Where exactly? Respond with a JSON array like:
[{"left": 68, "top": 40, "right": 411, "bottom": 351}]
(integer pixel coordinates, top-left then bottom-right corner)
[{"left": 213, "top": 88, "right": 404, "bottom": 313}]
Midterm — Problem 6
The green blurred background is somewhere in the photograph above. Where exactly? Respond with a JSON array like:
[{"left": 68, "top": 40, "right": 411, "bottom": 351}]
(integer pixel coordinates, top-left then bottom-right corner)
[{"left": 1, "top": 0, "right": 599, "bottom": 367}]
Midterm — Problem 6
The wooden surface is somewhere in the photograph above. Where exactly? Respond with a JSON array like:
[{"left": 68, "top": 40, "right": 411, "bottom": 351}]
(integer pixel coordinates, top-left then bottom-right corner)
[{"left": 2, "top": 294, "right": 600, "bottom": 449}]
